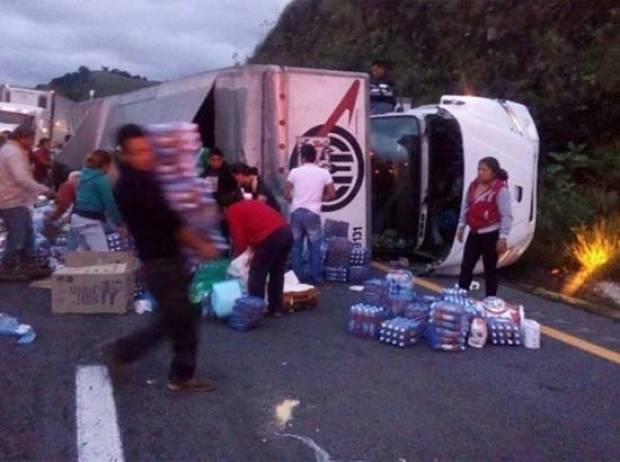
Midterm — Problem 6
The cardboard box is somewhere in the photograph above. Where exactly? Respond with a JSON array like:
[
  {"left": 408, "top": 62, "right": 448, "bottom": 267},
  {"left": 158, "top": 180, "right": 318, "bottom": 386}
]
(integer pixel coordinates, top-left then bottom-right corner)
[{"left": 51, "top": 252, "right": 135, "bottom": 314}]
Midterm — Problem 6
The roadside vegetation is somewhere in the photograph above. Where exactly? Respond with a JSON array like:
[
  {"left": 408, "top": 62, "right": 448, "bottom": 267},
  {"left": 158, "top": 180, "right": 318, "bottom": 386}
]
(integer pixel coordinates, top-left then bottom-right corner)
[{"left": 253, "top": 0, "right": 620, "bottom": 300}]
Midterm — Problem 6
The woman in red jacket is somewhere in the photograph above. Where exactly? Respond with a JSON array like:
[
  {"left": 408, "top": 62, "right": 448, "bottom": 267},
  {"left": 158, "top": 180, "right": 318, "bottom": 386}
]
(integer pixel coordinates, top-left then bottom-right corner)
[
  {"left": 457, "top": 157, "right": 513, "bottom": 297},
  {"left": 220, "top": 193, "right": 293, "bottom": 316}
]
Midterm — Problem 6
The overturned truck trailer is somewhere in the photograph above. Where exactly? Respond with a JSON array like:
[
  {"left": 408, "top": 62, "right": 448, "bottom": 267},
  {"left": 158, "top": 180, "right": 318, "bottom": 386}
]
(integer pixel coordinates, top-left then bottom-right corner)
[{"left": 61, "top": 65, "right": 370, "bottom": 246}]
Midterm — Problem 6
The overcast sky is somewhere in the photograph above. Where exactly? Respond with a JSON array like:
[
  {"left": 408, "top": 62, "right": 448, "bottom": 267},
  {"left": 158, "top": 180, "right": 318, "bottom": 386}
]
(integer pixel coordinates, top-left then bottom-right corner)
[{"left": 0, "top": 0, "right": 291, "bottom": 87}]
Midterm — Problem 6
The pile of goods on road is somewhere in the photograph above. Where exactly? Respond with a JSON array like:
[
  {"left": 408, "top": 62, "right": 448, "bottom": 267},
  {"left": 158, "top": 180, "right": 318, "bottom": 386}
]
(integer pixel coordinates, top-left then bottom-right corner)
[{"left": 347, "top": 270, "right": 541, "bottom": 352}]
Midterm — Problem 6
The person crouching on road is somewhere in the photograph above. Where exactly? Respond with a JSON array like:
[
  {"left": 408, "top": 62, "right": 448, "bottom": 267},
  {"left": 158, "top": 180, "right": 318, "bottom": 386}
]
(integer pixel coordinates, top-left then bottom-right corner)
[
  {"left": 220, "top": 192, "right": 293, "bottom": 316},
  {"left": 0, "top": 125, "right": 55, "bottom": 281},
  {"left": 457, "top": 157, "right": 512, "bottom": 297},
  {"left": 71, "top": 150, "right": 124, "bottom": 251},
  {"left": 104, "top": 123, "right": 219, "bottom": 392}
]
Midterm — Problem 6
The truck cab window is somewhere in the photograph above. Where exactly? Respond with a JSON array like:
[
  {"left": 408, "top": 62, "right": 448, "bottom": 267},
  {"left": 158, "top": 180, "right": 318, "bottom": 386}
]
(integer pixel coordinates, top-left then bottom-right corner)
[{"left": 370, "top": 116, "right": 421, "bottom": 259}]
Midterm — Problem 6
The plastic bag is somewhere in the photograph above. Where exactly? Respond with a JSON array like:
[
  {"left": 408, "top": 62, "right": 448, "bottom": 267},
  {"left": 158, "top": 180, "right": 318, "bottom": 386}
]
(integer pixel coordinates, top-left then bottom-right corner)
[
  {"left": 227, "top": 249, "right": 253, "bottom": 289},
  {"left": 0, "top": 313, "right": 36, "bottom": 344}
]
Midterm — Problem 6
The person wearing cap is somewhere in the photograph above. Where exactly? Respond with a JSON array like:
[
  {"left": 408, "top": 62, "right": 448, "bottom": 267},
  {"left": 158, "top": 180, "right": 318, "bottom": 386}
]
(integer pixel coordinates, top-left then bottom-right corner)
[{"left": 0, "top": 125, "right": 54, "bottom": 280}]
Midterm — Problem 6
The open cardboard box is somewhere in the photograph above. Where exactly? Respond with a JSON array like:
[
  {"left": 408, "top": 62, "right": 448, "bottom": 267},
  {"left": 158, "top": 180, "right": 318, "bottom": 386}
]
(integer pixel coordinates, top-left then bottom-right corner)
[{"left": 51, "top": 252, "right": 136, "bottom": 314}]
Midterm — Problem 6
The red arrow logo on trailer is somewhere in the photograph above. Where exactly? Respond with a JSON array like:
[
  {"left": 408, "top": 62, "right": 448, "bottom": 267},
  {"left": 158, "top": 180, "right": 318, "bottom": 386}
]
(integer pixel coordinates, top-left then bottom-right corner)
[{"left": 317, "top": 80, "right": 361, "bottom": 137}]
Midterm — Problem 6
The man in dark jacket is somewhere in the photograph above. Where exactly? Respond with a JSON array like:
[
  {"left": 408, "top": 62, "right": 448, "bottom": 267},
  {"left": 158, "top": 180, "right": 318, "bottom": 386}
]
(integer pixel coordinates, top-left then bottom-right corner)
[
  {"left": 104, "top": 124, "right": 219, "bottom": 392},
  {"left": 201, "top": 147, "right": 237, "bottom": 200},
  {"left": 369, "top": 60, "right": 397, "bottom": 115},
  {"left": 230, "top": 162, "right": 281, "bottom": 213}
]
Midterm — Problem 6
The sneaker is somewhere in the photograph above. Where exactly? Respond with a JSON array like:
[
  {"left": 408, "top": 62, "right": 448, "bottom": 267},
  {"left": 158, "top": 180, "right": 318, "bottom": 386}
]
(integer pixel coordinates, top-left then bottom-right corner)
[{"left": 167, "top": 378, "right": 218, "bottom": 392}]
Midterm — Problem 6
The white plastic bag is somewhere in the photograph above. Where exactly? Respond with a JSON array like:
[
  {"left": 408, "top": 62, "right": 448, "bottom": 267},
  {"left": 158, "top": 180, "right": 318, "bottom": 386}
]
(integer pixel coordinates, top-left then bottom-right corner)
[{"left": 227, "top": 249, "right": 253, "bottom": 288}]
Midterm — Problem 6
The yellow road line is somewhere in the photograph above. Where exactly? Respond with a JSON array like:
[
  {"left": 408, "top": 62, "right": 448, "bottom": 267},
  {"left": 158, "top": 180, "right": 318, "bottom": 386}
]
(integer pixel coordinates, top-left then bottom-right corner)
[
  {"left": 370, "top": 261, "right": 620, "bottom": 365},
  {"left": 540, "top": 325, "right": 620, "bottom": 365}
]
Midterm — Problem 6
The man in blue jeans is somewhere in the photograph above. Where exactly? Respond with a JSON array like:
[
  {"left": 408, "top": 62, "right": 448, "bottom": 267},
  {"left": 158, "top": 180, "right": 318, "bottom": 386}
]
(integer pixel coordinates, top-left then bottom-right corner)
[
  {"left": 0, "top": 125, "right": 54, "bottom": 281},
  {"left": 284, "top": 144, "right": 335, "bottom": 285}
]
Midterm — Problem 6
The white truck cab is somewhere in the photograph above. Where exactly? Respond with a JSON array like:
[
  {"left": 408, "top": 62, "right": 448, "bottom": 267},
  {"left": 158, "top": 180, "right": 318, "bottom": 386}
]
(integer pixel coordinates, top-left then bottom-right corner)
[
  {"left": 370, "top": 95, "right": 539, "bottom": 275},
  {"left": 0, "top": 102, "right": 48, "bottom": 140}
]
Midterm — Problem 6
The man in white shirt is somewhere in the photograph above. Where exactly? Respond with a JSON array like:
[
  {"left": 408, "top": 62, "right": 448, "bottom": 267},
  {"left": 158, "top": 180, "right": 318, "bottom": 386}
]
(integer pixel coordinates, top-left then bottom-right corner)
[
  {"left": 0, "top": 125, "right": 54, "bottom": 280},
  {"left": 284, "top": 144, "right": 335, "bottom": 284}
]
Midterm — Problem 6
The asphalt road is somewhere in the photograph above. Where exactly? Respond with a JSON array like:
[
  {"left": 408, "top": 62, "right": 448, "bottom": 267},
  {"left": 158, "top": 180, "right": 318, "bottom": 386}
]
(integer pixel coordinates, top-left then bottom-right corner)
[{"left": 1, "top": 276, "right": 619, "bottom": 462}]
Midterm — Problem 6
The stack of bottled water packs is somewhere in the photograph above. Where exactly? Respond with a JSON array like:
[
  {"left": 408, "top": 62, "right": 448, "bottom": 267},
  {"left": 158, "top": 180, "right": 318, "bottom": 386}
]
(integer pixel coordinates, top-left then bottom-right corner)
[
  {"left": 348, "top": 246, "right": 371, "bottom": 284},
  {"left": 487, "top": 318, "right": 522, "bottom": 346},
  {"left": 148, "top": 122, "right": 227, "bottom": 266},
  {"left": 362, "top": 278, "right": 390, "bottom": 306},
  {"left": 348, "top": 303, "right": 386, "bottom": 339},
  {"left": 385, "top": 269, "right": 415, "bottom": 317},
  {"left": 324, "top": 237, "right": 353, "bottom": 282},
  {"left": 323, "top": 219, "right": 349, "bottom": 240},
  {"left": 425, "top": 301, "right": 469, "bottom": 352},
  {"left": 379, "top": 317, "right": 426, "bottom": 348},
  {"left": 228, "top": 296, "right": 265, "bottom": 332}
]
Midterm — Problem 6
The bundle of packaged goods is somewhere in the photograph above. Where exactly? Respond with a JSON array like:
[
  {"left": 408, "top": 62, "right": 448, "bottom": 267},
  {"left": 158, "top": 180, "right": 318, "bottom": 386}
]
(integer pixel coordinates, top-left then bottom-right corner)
[
  {"left": 324, "top": 265, "right": 348, "bottom": 283},
  {"left": 348, "top": 265, "right": 372, "bottom": 285},
  {"left": 404, "top": 300, "right": 432, "bottom": 323},
  {"left": 384, "top": 269, "right": 415, "bottom": 317},
  {"left": 349, "top": 246, "right": 370, "bottom": 266},
  {"left": 487, "top": 318, "right": 522, "bottom": 346},
  {"left": 362, "top": 278, "right": 390, "bottom": 306},
  {"left": 323, "top": 219, "right": 349, "bottom": 240},
  {"left": 379, "top": 317, "right": 426, "bottom": 348},
  {"left": 147, "top": 123, "right": 227, "bottom": 268},
  {"left": 106, "top": 232, "right": 134, "bottom": 253},
  {"left": 347, "top": 303, "right": 386, "bottom": 338},
  {"left": 425, "top": 301, "right": 469, "bottom": 352},
  {"left": 228, "top": 296, "right": 265, "bottom": 332},
  {"left": 478, "top": 297, "right": 524, "bottom": 347},
  {"left": 324, "top": 237, "right": 353, "bottom": 283},
  {"left": 325, "top": 238, "right": 353, "bottom": 266},
  {"left": 386, "top": 269, "right": 415, "bottom": 294},
  {"left": 348, "top": 246, "right": 371, "bottom": 284},
  {"left": 348, "top": 272, "right": 540, "bottom": 352}
]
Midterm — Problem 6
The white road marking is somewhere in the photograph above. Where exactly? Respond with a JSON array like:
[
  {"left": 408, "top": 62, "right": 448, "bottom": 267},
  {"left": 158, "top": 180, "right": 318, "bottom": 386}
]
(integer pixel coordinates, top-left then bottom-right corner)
[{"left": 76, "top": 365, "right": 124, "bottom": 462}]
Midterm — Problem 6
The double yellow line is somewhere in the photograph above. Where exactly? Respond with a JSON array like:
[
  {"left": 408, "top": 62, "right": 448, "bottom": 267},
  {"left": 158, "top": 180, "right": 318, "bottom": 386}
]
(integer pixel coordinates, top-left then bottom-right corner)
[{"left": 372, "top": 262, "right": 620, "bottom": 365}]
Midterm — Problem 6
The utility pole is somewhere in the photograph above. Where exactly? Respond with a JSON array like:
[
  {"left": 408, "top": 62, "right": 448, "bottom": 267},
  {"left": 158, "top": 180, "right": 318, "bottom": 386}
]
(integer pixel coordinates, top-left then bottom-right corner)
[{"left": 49, "top": 90, "right": 56, "bottom": 141}]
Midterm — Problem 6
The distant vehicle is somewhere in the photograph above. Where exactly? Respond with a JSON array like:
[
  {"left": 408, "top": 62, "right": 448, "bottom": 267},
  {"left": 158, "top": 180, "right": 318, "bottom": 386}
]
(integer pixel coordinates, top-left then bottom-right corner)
[
  {"left": 370, "top": 95, "right": 539, "bottom": 275},
  {"left": 0, "top": 85, "right": 71, "bottom": 144},
  {"left": 0, "top": 102, "right": 47, "bottom": 139}
]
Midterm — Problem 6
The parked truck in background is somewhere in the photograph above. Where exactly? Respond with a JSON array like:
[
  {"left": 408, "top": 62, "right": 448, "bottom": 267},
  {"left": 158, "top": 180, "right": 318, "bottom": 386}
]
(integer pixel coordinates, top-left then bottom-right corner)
[{"left": 0, "top": 84, "right": 71, "bottom": 144}]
